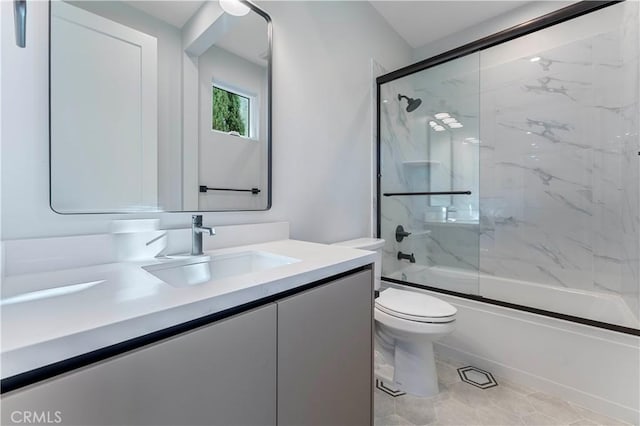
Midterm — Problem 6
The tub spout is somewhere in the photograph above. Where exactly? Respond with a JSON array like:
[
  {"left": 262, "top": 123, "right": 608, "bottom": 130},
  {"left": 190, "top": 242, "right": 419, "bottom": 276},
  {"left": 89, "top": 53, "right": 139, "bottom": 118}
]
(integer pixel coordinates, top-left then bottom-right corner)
[{"left": 397, "top": 251, "right": 416, "bottom": 263}]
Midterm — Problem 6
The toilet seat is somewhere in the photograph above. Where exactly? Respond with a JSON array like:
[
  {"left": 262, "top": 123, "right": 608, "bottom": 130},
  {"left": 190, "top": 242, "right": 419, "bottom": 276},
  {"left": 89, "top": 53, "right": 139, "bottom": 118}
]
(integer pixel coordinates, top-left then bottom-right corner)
[
  {"left": 375, "top": 306, "right": 456, "bottom": 336},
  {"left": 375, "top": 288, "right": 456, "bottom": 324}
]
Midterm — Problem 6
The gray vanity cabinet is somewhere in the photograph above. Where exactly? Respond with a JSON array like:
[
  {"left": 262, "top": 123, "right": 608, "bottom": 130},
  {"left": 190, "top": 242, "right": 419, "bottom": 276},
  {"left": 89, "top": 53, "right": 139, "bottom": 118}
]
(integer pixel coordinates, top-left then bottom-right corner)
[
  {"left": 277, "top": 269, "right": 374, "bottom": 426},
  {"left": 1, "top": 267, "right": 373, "bottom": 426},
  {"left": 1, "top": 304, "right": 277, "bottom": 426}
]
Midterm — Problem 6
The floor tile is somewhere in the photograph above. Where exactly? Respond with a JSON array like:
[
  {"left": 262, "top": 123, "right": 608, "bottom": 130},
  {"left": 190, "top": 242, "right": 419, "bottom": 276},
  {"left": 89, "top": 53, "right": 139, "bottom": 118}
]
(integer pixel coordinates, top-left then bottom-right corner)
[
  {"left": 375, "top": 357, "right": 625, "bottom": 426},
  {"left": 375, "top": 413, "right": 416, "bottom": 426},
  {"left": 474, "top": 405, "right": 525, "bottom": 426},
  {"left": 569, "top": 420, "right": 599, "bottom": 426},
  {"left": 526, "top": 392, "right": 581, "bottom": 424},
  {"left": 568, "top": 403, "right": 631, "bottom": 426},
  {"left": 375, "top": 387, "right": 396, "bottom": 418},
  {"left": 522, "top": 411, "right": 563, "bottom": 426},
  {"left": 458, "top": 366, "right": 498, "bottom": 389},
  {"left": 433, "top": 382, "right": 452, "bottom": 403},
  {"left": 486, "top": 385, "right": 537, "bottom": 416},
  {"left": 435, "top": 361, "right": 461, "bottom": 386},
  {"left": 394, "top": 393, "right": 437, "bottom": 426},
  {"left": 497, "top": 378, "right": 537, "bottom": 397},
  {"left": 447, "top": 381, "right": 492, "bottom": 407},
  {"left": 433, "top": 397, "right": 480, "bottom": 426}
]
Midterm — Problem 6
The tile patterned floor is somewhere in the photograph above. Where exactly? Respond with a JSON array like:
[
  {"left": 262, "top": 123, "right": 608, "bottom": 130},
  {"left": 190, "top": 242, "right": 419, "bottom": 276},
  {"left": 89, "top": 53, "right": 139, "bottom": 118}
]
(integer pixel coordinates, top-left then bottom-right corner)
[{"left": 374, "top": 355, "right": 630, "bottom": 426}]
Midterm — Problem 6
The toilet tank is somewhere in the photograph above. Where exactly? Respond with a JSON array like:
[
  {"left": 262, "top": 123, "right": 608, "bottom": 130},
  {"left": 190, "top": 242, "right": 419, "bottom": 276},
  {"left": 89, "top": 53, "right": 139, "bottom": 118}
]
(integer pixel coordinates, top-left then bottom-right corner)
[{"left": 331, "top": 238, "right": 385, "bottom": 290}]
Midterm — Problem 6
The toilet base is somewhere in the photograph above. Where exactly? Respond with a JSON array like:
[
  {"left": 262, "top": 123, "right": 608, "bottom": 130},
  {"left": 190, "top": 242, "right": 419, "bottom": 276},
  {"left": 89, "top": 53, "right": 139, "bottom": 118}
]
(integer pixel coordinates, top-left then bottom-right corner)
[
  {"left": 374, "top": 303, "right": 456, "bottom": 398},
  {"left": 393, "top": 339, "right": 439, "bottom": 397}
]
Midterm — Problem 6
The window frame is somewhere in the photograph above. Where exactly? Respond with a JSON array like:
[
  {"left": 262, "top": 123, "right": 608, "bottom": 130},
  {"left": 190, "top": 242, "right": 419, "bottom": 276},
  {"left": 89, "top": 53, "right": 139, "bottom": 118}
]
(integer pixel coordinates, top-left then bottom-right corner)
[{"left": 211, "top": 82, "right": 255, "bottom": 140}]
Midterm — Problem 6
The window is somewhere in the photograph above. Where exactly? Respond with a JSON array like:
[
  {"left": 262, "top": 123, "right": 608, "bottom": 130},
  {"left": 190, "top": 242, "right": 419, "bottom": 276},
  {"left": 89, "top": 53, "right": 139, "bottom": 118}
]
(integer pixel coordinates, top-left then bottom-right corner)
[{"left": 212, "top": 85, "right": 250, "bottom": 137}]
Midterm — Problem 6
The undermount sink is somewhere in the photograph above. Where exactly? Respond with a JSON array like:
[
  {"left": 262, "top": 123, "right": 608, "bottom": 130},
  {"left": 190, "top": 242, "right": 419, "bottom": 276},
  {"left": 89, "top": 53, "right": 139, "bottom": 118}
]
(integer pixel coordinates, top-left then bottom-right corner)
[{"left": 143, "top": 251, "right": 300, "bottom": 287}]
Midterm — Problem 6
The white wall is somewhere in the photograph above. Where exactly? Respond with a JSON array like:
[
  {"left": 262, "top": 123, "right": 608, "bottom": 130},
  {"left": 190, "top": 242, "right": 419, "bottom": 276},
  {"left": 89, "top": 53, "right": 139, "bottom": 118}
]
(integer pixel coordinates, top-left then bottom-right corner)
[
  {"left": 0, "top": 1, "right": 411, "bottom": 242},
  {"left": 197, "top": 46, "right": 267, "bottom": 211}
]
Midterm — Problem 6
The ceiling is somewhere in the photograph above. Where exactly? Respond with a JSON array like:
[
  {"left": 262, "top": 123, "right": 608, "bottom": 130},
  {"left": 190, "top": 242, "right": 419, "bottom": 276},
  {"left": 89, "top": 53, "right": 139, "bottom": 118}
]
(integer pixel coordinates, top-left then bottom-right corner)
[
  {"left": 370, "top": 1, "right": 530, "bottom": 49},
  {"left": 121, "top": 1, "right": 538, "bottom": 59},
  {"left": 124, "top": 1, "right": 205, "bottom": 28},
  {"left": 122, "top": 0, "right": 267, "bottom": 66},
  {"left": 216, "top": 12, "right": 269, "bottom": 67}
]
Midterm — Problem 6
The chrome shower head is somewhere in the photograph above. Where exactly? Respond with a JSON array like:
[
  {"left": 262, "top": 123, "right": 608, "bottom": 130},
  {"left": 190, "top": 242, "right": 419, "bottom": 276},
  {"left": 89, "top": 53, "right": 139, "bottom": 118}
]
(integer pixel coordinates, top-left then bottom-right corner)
[{"left": 398, "top": 94, "right": 422, "bottom": 113}]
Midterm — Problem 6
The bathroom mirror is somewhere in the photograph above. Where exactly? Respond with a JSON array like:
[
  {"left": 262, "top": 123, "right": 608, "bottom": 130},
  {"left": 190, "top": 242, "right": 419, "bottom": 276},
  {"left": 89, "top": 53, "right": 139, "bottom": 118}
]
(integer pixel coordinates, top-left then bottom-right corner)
[{"left": 49, "top": 0, "right": 271, "bottom": 213}]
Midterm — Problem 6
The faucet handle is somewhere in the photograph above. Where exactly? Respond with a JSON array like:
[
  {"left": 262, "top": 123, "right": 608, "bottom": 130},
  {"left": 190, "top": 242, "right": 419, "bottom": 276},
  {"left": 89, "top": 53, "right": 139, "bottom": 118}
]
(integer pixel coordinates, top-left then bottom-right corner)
[{"left": 192, "top": 215, "right": 214, "bottom": 235}]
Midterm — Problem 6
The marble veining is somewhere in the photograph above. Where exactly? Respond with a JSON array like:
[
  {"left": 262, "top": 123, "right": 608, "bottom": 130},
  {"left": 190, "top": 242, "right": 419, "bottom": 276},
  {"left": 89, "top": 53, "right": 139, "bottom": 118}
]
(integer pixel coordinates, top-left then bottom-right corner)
[{"left": 481, "top": 7, "right": 639, "bottom": 320}]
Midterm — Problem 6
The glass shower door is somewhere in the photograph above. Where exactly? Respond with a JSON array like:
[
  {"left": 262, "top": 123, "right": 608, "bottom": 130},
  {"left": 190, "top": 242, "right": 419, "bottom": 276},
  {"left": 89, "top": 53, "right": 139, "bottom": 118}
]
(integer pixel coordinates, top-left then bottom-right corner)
[
  {"left": 377, "top": 1, "right": 638, "bottom": 332},
  {"left": 378, "top": 53, "right": 480, "bottom": 295}
]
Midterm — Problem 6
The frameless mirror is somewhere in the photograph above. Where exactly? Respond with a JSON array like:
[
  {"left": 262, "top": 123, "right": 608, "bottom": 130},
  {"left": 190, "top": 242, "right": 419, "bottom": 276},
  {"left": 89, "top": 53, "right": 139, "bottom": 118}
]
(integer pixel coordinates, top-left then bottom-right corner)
[{"left": 50, "top": 0, "right": 271, "bottom": 213}]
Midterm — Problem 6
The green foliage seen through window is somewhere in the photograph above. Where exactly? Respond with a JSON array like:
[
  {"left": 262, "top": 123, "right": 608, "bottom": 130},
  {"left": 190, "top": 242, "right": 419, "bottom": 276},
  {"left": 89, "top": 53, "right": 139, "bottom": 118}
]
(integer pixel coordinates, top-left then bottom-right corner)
[{"left": 212, "top": 86, "right": 249, "bottom": 137}]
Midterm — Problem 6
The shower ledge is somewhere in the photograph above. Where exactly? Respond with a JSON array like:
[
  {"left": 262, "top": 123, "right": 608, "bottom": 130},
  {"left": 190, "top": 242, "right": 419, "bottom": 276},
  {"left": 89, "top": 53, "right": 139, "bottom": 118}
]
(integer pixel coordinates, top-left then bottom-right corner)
[
  {"left": 423, "top": 219, "right": 479, "bottom": 226},
  {"left": 402, "top": 160, "right": 441, "bottom": 167}
]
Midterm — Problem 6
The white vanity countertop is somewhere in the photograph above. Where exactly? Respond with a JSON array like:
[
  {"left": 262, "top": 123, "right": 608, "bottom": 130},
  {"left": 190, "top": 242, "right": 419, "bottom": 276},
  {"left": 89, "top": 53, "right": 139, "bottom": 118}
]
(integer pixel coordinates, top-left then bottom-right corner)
[{"left": 1, "top": 239, "right": 376, "bottom": 380}]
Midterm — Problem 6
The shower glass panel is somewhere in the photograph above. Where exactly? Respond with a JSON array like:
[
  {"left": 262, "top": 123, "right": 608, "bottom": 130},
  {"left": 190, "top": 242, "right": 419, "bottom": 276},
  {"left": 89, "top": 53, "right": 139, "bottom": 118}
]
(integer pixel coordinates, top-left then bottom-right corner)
[
  {"left": 379, "top": 54, "right": 480, "bottom": 295},
  {"left": 478, "top": 1, "right": 639, "bottom": 330},
  {"left": 378, "top": 1, "right": 639, "bottom": 333}
]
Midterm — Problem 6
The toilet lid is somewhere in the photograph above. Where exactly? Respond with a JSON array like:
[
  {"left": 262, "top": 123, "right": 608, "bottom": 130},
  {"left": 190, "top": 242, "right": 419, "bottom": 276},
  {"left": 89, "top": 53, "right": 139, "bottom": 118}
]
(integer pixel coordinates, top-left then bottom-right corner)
[{"left": 375, "top": 288, "right": 457, "bottom": 323}]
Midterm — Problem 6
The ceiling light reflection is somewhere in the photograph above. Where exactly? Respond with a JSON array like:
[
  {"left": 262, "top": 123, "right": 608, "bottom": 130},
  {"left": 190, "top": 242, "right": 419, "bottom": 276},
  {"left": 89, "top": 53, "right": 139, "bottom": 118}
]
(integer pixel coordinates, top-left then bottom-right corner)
[
  {"left": 1, "top": 281, "right": 105, "bottom": 306},
  {"left": 219, "top": 0, "right": 250, "bottom": 16}
]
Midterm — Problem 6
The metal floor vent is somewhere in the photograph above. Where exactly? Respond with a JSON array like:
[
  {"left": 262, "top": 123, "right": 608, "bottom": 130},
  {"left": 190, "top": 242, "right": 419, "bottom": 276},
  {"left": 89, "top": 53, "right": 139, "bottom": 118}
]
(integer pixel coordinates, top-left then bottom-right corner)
[
  {"left": 457, "top": 366, "right": 498, "bottom": 389},
  {"left": 375, "top": 379, "right": 406, "bottom": 397}
]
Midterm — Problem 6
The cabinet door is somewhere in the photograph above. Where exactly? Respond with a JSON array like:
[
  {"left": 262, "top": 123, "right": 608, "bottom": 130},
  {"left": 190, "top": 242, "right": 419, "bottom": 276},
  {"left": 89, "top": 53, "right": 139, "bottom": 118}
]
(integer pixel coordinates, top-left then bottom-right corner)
[
  {"left": 1, "top": 304, "right": 277, "bottom": 426},
  {"left": 277, "top": 269, "right": 373, "bottom": 426}
]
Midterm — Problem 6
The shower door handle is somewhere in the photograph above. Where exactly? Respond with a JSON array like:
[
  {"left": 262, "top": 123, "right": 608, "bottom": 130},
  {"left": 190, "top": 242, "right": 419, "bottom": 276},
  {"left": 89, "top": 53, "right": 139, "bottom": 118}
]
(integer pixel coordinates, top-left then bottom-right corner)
[{"left": 383, "top": 191, "right": 472, "bottom": 197}]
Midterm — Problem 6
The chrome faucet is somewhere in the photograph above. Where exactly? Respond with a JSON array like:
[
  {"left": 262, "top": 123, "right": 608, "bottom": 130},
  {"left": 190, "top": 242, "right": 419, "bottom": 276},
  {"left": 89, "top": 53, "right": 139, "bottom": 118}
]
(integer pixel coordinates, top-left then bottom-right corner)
[{"left": 191, "top": 215, "right": 215, "bottom": 256}]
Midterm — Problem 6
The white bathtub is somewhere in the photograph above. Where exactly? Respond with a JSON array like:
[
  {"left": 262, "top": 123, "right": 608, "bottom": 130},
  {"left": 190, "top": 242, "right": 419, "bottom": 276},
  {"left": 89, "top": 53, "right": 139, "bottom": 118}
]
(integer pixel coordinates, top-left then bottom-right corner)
[{"left": 387, "top": 265, "right": 639, "bottom": 329}]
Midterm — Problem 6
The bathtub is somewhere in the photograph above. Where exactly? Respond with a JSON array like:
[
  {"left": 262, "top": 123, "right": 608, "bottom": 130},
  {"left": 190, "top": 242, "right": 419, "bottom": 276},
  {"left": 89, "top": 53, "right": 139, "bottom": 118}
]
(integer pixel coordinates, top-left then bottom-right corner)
[{"left": 386, "top": 265, "right": 639, "bottom": 330}]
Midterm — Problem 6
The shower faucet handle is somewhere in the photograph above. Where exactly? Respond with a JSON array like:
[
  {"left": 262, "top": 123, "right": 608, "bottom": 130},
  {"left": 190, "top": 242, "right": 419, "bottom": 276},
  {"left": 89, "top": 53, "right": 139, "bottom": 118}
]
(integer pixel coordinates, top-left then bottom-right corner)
[
  {"left": 395, "top": 225, "right": 412, "bottom": 242},
  {"left": 397, "top": 251, "right": 416, "bottom": 263}
]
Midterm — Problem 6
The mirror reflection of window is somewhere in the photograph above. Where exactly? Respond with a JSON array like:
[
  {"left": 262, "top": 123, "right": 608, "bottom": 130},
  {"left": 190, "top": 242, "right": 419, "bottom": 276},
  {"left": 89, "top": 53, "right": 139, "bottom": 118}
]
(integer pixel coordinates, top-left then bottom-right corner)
[
  {"left": 49, "top": 0, "right": 272, "bottom": 213},
  {"left": 212, "top": 85, "right": 250, "bottom": 138}
]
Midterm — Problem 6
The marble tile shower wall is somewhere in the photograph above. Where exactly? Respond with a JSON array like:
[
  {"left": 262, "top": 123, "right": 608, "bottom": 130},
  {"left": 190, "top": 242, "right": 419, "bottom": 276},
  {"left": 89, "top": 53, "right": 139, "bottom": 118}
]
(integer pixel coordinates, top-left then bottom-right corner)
[
  {"left": 379, "top": 2, "right": 639, "bottom": 322},
  {"left": 618, "top": 4, "right": 640, "bottom": 320},
  {"left": 380, "top": 54, "right": 481, "bottom": 277},
  {"left": 478, "top": 2, "right": 639, "bottom": 317},
  {"left": 379, "top": 73, "right": 419, "bottom": 275}
]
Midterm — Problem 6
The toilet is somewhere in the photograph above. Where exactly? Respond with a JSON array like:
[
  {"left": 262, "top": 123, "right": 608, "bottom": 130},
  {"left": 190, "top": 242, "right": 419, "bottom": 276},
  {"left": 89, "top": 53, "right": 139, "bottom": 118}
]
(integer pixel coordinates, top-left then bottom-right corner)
[{"left": 332, "top": 238, "right": 457, "bottom": 397}]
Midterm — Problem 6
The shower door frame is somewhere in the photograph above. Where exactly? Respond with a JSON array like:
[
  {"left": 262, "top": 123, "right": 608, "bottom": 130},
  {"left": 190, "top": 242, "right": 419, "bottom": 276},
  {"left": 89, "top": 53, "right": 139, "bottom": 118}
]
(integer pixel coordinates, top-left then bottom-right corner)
[{"left": 375, "top": 0, "right": 639, "bottom": 336}]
